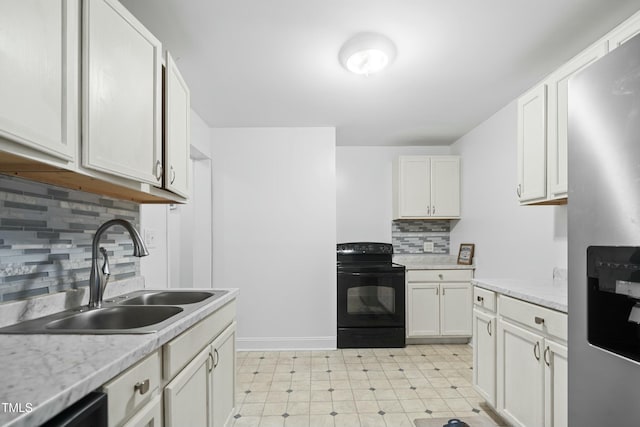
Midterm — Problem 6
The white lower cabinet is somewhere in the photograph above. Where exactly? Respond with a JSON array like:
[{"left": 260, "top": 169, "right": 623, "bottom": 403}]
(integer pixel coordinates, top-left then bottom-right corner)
[
  {"left": 474, "top": 288, "right": 567, "bottom": 427},
  {"left": 164, "top": 320, "right": 237, "bottom": 427},
  {"left": 472, "top": 308, "right": 496, "bottom": 407},
  {"left": 210, "top": 324, "right": 237, "bottom": 427},
  {"left": 406, "top": 270, "right": 473, "bottom": 339},
  {"left": 164, "top": 346, "right": 211, "bottom": 427},
  {"left": 544, "top": 340, "right": 568, "bottom": 427},
  {"left": 102, "top": 300, "right": 237, "bottom": 427},
  {"left": 497, "top": 319, "right": 545, "bottom": 427},
  {"left": 122, "top": 395, "right": 162, "bottom": 427}
]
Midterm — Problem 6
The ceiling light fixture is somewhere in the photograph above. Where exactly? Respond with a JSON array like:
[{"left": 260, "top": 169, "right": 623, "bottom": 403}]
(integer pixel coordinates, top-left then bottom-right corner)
[{"left": 339, "top": 32, "right": 397, "bottom": 76}]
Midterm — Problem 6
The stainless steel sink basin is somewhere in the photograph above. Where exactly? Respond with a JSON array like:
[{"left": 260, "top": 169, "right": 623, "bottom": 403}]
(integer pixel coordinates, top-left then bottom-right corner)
[
  {"left": 45, "top": 306, "right": 183, "bottom": 331},
  {"left": 118, "top": 291, "right": 217, "bottom": 306},
  {"left": 0, "top": 288, "right": 229, "bottom": 334}
]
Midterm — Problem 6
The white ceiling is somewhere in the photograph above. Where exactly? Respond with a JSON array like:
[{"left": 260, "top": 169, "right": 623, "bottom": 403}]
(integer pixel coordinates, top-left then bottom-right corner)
[{"left": 121, "top": 0, "right": 640, "bottom": 146}]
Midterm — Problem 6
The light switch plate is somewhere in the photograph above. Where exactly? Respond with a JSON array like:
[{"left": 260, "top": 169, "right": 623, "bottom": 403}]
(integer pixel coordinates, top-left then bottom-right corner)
[{"left": 423, "top": 242, "right": 434, "bottom": 252}]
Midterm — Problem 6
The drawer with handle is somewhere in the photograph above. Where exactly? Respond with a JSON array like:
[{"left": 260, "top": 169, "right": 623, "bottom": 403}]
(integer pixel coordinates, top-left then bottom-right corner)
[
  {"left": 102, "top": 349, "right": 161, "bottom": 427},
  {"left": 407, "top": 269, "right": 473, "bottom": 283},
  {"left": 473, "top": 286, "right": 496, "bottom": 312},
  {"left": 498, "top": 295, "right": 567, "bottom": 341}
]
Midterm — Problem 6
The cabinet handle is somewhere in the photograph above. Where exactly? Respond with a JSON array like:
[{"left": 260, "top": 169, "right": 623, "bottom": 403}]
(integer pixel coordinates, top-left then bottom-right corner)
[
  {"left": 534, "top": 316, "right": 545, "bottom": 325},
  {"left": 533, "top": 342, "right": 541, "bottom": 361},
  {"left": 155, "top": 160, "right": 163, "bottom": 181},
  {"left": 477, "top": 296, "right": 484, "bottom": 303},
  {"left": 208, "top": 352, "right": 214, "bottom": 373},
  {"left": 544, "top": 346, "right": 551, "bottom": 367},
  {"left": 487, "top": 320, "right": 492, "bottom": 336},
  {"left": 427, "top": 205, "right": 431, "bottom": 215},
  {"left": 134, "top": 379, "right": 150, "bottom": 395},
  {"left": 516, "top": 184, "right": 522, "bottom": 198},
  {"left": 435, "top": 287, "right": 439, "bottom": 295},
  {"left": 432, "top": 206, "right": 435, "bottom": 215},
  {"left": 438, "top": 274, "right": 444, "bottom": 280},
  {"left": 213, "top": 349, "right": 220, "bottom": 369}
]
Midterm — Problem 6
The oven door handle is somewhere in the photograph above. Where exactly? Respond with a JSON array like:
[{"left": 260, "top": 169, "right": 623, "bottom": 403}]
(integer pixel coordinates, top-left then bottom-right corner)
[{"left": 338, "top": 271, "right": 405, "bottom": 277}]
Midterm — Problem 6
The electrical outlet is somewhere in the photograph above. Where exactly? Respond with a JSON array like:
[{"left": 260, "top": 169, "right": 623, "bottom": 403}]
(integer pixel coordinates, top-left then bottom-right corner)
[
  {"left": 143, "top": 228, "right": 157, "bottom": 249},
  {"left": 423, "top": 242, "right": 434, "bottom": 253}
]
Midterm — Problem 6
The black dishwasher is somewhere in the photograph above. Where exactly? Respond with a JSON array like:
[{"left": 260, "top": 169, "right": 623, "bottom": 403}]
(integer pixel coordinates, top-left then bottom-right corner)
[{"left": 41, "top": 392, "right": 107, "bottom": 427}]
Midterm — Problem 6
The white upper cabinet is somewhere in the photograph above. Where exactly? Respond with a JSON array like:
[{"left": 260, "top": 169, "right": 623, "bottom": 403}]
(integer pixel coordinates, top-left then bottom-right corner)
[
  {"left": 393, "top": 156, "right": 460, "bottom": 219},
  {"left": 165, "top": 52, "right": 191, "bottom": 199},
  {"left": 0, "top": 0, "right": 79, "bottom": 162},
  {"left": 608, "top": 12, "right": 640, "bottom": 50},
  {"left": 82, "top": 0, "right": 162, "bottom": 186},
  {"left": 517, "top": 84, "right": 547, "bottom": 204},
  {"left": 546, "top": 42, "right": 607, "bottom": 200}
]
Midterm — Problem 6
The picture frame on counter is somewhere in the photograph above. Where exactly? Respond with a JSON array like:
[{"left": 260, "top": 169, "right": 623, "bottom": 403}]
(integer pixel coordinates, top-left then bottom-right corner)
[{"left": 457, "top": 243, "right": 475, "bottom": 265}]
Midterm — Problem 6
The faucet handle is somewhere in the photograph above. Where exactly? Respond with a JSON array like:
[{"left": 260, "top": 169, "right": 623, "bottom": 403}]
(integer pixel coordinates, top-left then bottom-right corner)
[{"left": 99, "top": 247, "right": 111, "bottom": 295}]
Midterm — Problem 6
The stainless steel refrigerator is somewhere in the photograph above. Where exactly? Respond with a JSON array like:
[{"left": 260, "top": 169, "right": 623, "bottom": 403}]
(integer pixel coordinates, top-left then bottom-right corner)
[{"left": 568, "top": 33, "right": 640, "bottom": 426}]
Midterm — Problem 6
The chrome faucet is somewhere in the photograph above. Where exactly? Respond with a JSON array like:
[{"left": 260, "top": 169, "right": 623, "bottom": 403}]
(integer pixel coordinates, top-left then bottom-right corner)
[{"left": 89, "top": 219, "right": 149, "bottom": 308}]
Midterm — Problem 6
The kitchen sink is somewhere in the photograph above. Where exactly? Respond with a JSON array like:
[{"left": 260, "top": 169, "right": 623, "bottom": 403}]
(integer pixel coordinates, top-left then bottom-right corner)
[
  {"left": 0, "top": 289, "right": 229, "bottom": 334},
  {"left": 45, "top": 306, "right": 183, "bottom": 331},
  {"left": 117, "top": 290, "right": 220, "bottom": 306}
]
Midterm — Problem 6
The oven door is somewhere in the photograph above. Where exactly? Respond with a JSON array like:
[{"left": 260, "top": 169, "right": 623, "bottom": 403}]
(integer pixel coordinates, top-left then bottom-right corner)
[{"left": 337, "top": 269, "right": 405, "bottom": 328}]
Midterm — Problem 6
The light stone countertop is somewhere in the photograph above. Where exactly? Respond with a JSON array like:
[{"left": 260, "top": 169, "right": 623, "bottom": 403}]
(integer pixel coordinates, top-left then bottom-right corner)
[
  {"left": 393, "top": 254, "right": 475, "bottom": 270},
  {"left": 0, "top": 283, "right": 239, "bottom": 427},
  {"left": 472, "top": 277, "right": 567, "bottom": 313}
]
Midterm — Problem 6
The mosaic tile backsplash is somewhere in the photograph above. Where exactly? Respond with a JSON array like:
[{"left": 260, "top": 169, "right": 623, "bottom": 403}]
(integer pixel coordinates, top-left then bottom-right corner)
[
  {"left": 392, "top": 220, "right": 450, "bottom": 254},
  {"left": 0, "top": 175, "right": 141, "bottom": 302}
]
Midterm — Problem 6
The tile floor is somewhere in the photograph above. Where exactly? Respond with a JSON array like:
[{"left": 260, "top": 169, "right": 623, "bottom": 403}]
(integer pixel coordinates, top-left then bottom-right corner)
[{"left": 232, "top": 344, "right": 489, "bottom": 427}]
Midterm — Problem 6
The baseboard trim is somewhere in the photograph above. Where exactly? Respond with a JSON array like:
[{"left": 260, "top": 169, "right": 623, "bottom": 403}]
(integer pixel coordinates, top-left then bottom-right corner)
[{"left": 237, "top": 336, "right": 336, "bottom": 351}]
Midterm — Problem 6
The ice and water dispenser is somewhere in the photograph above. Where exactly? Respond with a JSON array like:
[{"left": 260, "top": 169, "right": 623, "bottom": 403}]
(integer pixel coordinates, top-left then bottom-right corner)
[{"left": 588, "top": 246, "right": 640, "bottom": 362}]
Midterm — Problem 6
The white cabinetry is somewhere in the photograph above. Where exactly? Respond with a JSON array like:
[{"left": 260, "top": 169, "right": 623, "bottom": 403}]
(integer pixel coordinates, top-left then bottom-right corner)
[
  {"left": 102, "top": 350, "right": 161, "bottom": 427},
  {"left": 164, "top": 346, "right": 211, "bottom": 427},
  {"left": 472, "top": 287, "right": 496, "bottom": 407},
  {"left": 163, "top": 301, "right": 236, "bottom": 427},
  {"left": 82, "top": 0, "right": 162, "bottom": 185},
  {"left": 491, "top": 294, "right": 567, "bottom": 427},
  {"left": 165, "top": 322, "right": 236, "bottom": 427},
  {"left": 164, "top": 52, "right": 191, "bottom": 199},
  {"left": 122, "top": 396, "right": 162, "bottom": 427},
  {"left": 406, "top": 269, "right": 472, "bottom": 339},
  {"left": 516, "top": 84, "right": 547, "bottom": 204},
  {"left": 608, "top": 11, "right": 640, "bottom": 49},
  {"left": 0, "top": 0, "right": 78, "bottom": 163},
  {"left": 393, "top": 156, "right": 460, "bottom": 219},
  {"left": 497, "top": 319, "right": 545, "bottom": 427},
  {"left": 546, "top": 42, "right": 607, "bottom": 199}
]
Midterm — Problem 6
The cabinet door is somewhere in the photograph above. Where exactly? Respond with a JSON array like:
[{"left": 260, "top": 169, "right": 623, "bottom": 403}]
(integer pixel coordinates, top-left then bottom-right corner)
[
  {"left": 407, "top": 283, "right": 440, "bottom": 337},
  {"left": 547, "top": 42, "right": 607, "bottom": 199},
  {"left": 608, "top": 12, "right": 640, "bottom": 50},
  {"left": 0, "top": 0, "right": 78, "bottom": 161},
  {"left": 398, "top": 156, "right": 431, "bottom": 217},
  {"left": 210, "top": 322, "right": 236, "bottom": 427},
  {"left": 473, "top": 309, "right": 496, "bottom": 407},
  {"left": 517, "top": 84, "right": 547, "bottom": 203},
  {"left": 497, "top": 319, "right": 544, "bottom": 427},
  {"left": 430, "top": 157, "right": 460, "bottom": 217},
  {"left": 440, "top": 282, "right": 471, "bottom": 336},
  {"left": 165, "top": 51, "right": 191, "bottom": 198},
  {"left": 122, "top": 395, "right": 162, "bottom": 427},
  {"left": 164, "top": 346, "right": 211, "bottom": 427},
  {"left": 82, "top": 0, "right": 162, "bottom": 185},
  {"left": 544, "top": 340, "right": 568, "bottom": 427}
]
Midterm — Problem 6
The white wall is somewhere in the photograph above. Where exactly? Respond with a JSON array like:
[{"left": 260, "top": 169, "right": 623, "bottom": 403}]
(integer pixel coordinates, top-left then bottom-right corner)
[
  {"left": 210, "top": 127, "right": 336, "bottom": 350},
  {"left": 449, "top": 101, "right": 567, "bottom": 280},
  {"left": 336, "top": 146, "right": 451, "bottom": 243}
]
